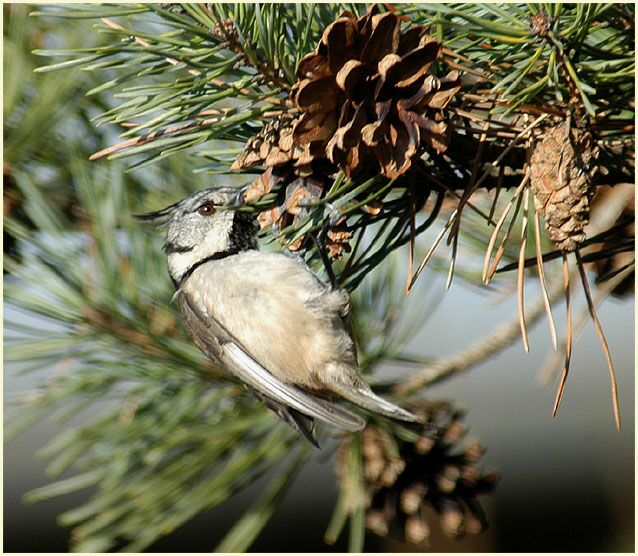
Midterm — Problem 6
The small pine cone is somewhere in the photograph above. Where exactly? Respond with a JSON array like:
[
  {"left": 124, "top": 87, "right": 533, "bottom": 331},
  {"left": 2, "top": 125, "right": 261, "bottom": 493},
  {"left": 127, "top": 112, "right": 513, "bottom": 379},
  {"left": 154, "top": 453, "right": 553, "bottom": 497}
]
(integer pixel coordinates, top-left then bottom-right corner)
[
  {"left": 400, "top": 483, "right": 427, "bottom": 514},
  {"left": 440, "top": 500, "right": 465, "bottom": 537},
  {"left": 326, "top": 217, "right": 353, "bottom": 260},
  {"left": 242, "top": 168, "right": 284, "bottom": 230},
  {"left": 531, "top": 12, "right": 551, "bottom": 37},
  {"left": 245, "top": 172, "right": 349, "bottom": 253},
  {"left": 292, "top": 4, "right": 461, "bottom": 179},
  {"left": 366, "top": 509, "right": 390, "bottom": 536},
  {"left": 349, "top": 400, "right": 498, "bottom": 544},
  {"left": 360, "top": 425, "right": 403, "bottom": 487},
  {"left": 232, "top": 112, "right": 303, "bottom": 171},
  {"left": 210, "top": 17, "right": 237, "bottom": 42},
  {"left": 463, "top": 440, "right": 485, "bottom": 464},
  {"left": 414, "top": 434, "right": 435, "bottom": 454},
  {"left": 436, "top": 464, "right": 461, "bottom": 493},
  {"left": 530, "top": 122, "right": 599, "bottom": 252}
]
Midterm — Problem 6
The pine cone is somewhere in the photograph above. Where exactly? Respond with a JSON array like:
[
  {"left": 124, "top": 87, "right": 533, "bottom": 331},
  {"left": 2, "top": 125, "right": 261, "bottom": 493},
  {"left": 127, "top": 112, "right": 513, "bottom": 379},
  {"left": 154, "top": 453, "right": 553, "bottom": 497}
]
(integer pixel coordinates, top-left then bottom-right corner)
[
  {"left": 326, "top": 216, "right": 353, "bottom": 259},
  {"left": 243, "top": 170, "right": 346, "bottom": 252},
  {"left": 531, "top": 12, "right": 551, "bottom": 37},
  {"left": 292, "top": 4, "right": 461, "bottom": 179},
  {"left": 233, "top": 5, "right": 459, "bottom": 257},
  {"left": 529, "top": 122, "right": 599, "bottom": 252},
  {"left": 335, "top": 400, "right": 498, "bottom": 545},
  {"left": 232, "top": 112, "right": 314, "bottom": 174}
]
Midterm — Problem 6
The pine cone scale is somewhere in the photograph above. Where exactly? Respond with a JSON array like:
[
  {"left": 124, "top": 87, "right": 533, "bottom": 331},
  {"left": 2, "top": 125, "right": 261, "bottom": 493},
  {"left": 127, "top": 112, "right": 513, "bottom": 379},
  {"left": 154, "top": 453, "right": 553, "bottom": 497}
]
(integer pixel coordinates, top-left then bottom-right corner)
[
  {"left": 360, "top": 12, "right": 400, "bottom": 63},
  {"left": 295, "top": 76, "right": 339, "bottom": 113},
  {"left": 393, "top": 42, "right": 441, "bottom": 88}
]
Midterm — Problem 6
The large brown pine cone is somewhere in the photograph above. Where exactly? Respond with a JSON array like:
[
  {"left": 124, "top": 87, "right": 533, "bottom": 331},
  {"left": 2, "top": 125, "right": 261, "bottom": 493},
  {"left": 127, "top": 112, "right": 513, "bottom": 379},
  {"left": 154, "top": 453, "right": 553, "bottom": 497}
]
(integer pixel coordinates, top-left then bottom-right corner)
[
  {"left": 233, "top": 5, "right": 461, "bottom": 181},
  {"left": 234, "top": 5, "right": 461, "bottom": 257},
  {"left": 292, "top": 5, "right": 461, "bottom": 179}
]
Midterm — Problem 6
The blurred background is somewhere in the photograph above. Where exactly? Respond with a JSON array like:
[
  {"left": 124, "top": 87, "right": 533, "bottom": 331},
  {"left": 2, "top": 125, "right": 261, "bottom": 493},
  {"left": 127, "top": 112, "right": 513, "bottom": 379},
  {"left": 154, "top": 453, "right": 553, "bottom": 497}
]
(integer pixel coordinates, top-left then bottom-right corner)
[{"left": 4, "top": 3, "right": 634, "bottom": 552}]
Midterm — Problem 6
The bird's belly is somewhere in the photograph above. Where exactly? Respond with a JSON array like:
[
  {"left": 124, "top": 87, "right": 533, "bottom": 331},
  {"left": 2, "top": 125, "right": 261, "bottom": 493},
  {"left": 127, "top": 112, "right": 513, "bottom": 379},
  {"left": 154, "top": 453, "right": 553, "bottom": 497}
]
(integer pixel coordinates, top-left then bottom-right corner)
[{"left": 182, "top": 260, "right": 356, "bottom": 390}]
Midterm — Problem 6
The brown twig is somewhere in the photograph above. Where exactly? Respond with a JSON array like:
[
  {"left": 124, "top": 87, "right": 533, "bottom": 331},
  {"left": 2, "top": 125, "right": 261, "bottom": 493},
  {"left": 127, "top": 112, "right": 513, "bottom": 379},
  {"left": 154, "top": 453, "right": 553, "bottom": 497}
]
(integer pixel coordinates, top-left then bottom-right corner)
[
  {"left": 89, "top": 117, "right": 220, "bottom": 160},
  {"left": 472, "top": 113, "right": 549, "bottom": 193},
  {"left": 206, "top": 8, "right": 291, "bottom": 92},
  {"left": 82, "top": 304, "right": 223, "bottom": 379},
  {"left": 395, "top": 267, "right": 570, "bottom": 395},
  {"left": 453, "top": 109, "right": 523, "bottom": 132},
  {"left": 448, "top": 122, "right": 490, "bottom": 242}
]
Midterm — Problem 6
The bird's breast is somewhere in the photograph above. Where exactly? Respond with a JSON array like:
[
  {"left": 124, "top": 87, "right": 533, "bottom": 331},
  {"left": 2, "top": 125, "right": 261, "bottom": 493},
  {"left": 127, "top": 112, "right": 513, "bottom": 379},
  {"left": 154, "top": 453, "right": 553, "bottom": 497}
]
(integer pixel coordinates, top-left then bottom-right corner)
[{"left": 178, "top": 251, "right": 357, "bottom": 389}]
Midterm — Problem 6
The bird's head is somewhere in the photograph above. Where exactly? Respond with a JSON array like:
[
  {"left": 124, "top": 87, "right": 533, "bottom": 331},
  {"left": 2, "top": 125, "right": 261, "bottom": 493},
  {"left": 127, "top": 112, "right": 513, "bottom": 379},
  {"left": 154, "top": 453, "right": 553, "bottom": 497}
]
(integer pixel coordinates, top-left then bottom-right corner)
[{"left": 135, "top": 187, "right": 258, "bottom": 285}]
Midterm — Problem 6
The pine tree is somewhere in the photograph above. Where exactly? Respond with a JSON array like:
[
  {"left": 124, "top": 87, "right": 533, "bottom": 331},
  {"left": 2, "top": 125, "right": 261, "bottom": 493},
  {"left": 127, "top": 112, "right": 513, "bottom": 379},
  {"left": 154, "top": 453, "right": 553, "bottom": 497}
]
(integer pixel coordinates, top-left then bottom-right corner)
[{"left": 5, "top": 3, "right": 634, "bottom": 552}]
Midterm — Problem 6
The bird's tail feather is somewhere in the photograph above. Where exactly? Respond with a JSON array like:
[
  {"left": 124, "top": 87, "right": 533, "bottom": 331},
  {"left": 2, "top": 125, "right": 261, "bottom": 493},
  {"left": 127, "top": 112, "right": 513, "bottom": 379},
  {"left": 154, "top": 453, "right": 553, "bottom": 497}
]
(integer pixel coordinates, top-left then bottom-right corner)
[{"left": 327, "top": 377, "right": 419, "bottom": 423}]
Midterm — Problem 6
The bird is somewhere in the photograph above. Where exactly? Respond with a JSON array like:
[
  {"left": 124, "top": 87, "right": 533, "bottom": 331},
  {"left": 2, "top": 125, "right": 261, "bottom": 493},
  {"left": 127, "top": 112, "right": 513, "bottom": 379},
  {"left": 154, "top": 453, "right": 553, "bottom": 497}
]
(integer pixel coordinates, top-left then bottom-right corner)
[{"left": 136, "top": 186, "right": 418, "bottom": 446}]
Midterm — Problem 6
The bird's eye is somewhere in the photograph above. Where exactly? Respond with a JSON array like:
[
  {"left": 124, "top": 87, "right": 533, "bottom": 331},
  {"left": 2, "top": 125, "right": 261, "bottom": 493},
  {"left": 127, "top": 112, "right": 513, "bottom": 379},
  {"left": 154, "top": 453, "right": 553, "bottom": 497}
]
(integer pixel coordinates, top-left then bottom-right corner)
[{"left": 197, "top": 202, "right": 215, "bottom": 216}]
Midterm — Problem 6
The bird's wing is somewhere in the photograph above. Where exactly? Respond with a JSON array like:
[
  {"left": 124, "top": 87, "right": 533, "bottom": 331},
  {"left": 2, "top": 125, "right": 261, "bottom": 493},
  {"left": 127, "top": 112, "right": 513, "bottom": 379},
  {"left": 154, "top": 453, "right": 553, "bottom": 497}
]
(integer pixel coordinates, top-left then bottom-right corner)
[{"left": 177, "top": 289, "right": 366, "bottom": 432}]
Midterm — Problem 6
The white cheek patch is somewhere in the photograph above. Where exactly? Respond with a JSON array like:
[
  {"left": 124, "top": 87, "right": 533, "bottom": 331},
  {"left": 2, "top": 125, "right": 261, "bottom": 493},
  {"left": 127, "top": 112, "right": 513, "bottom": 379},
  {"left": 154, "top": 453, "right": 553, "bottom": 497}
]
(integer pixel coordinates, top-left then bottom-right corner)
[{"left": 167, "top": 214, "right": 234, "bottom": 284}]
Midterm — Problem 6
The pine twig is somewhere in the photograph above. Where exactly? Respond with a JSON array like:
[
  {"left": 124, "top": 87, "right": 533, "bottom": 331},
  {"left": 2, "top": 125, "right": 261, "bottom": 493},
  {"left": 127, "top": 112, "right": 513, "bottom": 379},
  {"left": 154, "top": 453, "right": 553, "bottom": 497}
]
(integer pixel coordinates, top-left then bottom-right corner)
[
  {"left": 394, "top": 267, "right": 569, "bottom": 395},
  {"left": 99, "top": 17, "right": 289, "bottom": 104},
  {"left": 396, "top": 184, "right": 633, "bottom": 396}
]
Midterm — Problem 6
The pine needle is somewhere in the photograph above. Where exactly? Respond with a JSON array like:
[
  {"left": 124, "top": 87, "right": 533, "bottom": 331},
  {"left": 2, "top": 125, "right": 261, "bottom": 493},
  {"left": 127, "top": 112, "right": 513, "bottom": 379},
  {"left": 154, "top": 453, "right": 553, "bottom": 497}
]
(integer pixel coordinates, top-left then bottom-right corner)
[
  {"left": 534, "top": 209, "right": 557, "bottom": 350},
  {"left": 471, "top": 113, "right": 549, "bottom": 193},
  {"left": 483, "top": 175, "right": 528, "bottom": 283},
  {"left": 553, "top": 253, "right": 573, "bottom": 417},
  {"left": 488, "top": 165, "right": 505, "bottom": 223},
  {"left": 406, "top": 193, "right": 416, "bottom": 294},
  {"left": 446, "top": 232, "right": 459, "bottom": 291},
  {"left": 517, "top": 186, "right": 530, "bottom": 352},
  {"left": 485, "top": 184, "right": 524, "bottom": 284},
  {"left": 575, "top": 250, "right": 622, "bottom": 431},
  {"left": 408, "top": 209, "right": 457, "bottom": 292}
]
